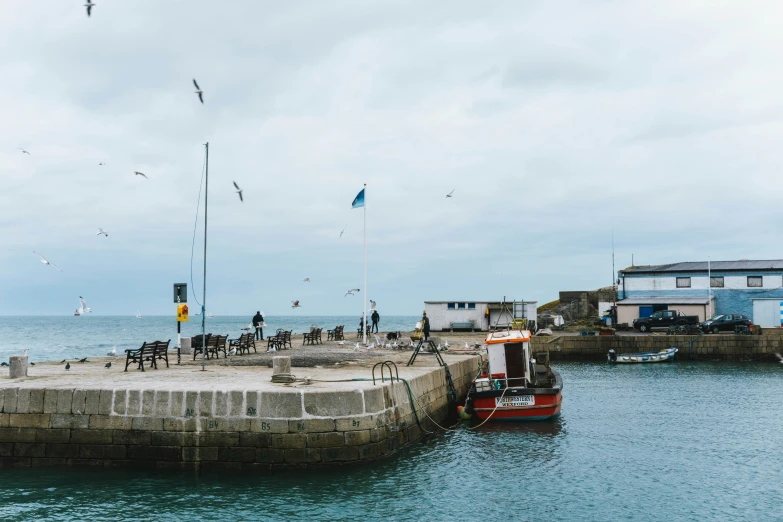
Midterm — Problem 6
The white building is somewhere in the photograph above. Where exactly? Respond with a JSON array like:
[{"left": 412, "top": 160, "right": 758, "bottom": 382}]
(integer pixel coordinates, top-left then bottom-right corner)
[{"left": 423, "top": 300, "right": 537, "bottom": 332}]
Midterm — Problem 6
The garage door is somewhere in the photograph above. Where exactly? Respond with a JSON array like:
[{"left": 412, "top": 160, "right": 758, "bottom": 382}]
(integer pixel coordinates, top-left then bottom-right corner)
[{"left": 752, "top": 300, "right": 783, "bottom": 327}]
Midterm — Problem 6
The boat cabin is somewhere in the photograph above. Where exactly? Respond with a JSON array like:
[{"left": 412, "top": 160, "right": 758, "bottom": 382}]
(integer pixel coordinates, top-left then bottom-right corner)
[{"left": 481, "top": 329, "right": 555, "bottom": 389}]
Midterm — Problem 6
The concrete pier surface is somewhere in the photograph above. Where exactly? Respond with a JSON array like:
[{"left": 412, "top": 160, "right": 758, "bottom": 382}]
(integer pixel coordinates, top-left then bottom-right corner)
[{"left": 0, "top": 343, "right": 479, "bottom": 471}]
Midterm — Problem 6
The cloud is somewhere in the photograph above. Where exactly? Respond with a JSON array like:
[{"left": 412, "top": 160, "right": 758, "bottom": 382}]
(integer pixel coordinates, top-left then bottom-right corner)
[{"left": 2, "top": 0, "right": 783, "bottom": 315}]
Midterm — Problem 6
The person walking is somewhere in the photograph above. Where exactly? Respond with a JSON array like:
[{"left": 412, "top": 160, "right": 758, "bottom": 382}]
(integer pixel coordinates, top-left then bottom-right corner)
[
  {"left": 252, "top": 311, "right": 265, "bottom": 340},
  {"left": 371, "top": 310, "right": 380, "bottom": 333},
  {"left": 421, "top": 311, "right": 430, "bottom": 341}
]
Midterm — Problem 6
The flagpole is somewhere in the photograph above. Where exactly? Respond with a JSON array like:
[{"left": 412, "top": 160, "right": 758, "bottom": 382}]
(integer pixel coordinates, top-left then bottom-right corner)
[{"left": 363, "top": 183, "right": 367, "bottom": 346}]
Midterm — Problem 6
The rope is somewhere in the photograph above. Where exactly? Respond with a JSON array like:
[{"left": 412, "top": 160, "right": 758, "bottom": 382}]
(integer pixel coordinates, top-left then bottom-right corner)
[{"left": 189, "top": 151, "right": 207, "bottom": 307}]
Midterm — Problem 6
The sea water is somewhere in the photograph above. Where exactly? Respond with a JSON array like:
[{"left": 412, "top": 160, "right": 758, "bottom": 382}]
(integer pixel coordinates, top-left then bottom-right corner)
[
  {"left": 0, "top": 316, "right": 418, "bottom": 362},
  {"left": 1, "top": 361, "right": 781, "bottom": 520}
]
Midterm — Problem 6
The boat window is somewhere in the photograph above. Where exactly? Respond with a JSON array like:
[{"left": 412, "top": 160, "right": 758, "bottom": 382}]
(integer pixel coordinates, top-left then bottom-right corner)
[
  {"left": 467, "top": 303, "right": 476, "bottom": 309},
  {"left": 457, "top": 303, "right": 466, "bottom": 309},
  {"left": 747, "top": 276, "right": 763, "bottom": 287},
  {"left": 676, "top": 277, "right": 691, "bottom": 288}
]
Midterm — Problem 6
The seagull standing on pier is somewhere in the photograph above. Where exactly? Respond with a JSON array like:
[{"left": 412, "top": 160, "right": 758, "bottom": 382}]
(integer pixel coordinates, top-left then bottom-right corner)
[
  {"left": 84, "top": 0, "right": 94, "bottom": 17},
  {"left": 193, "top": 79, "right": 204, "bottom": 104},
  {"left": 233, "top": 181, "right": 243, "bottom": 202},
  {"left": 33, "top": 251, "right": 62, "bottom": 271},
  {"left": 65, "top": 362, "right": 70, "bottom": 370},
  {"left": 107, "top": 347, "right": 117, "bottom": 357}
]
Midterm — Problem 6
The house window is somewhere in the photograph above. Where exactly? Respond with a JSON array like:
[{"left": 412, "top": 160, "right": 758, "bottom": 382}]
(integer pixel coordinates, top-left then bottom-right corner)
[
  {"left": 447, "top": 303, "right": 456, "bottom": 310},
  {"left": 710, "top": 276, "right": 724, "bottom": 288},
  {"left": 457, "top": 303, "right": 466, "bottom": 309},
  {"left": 676, "top": 277, "right": 691, "bottom": 288},
  {"left": 467, "top": 303, "right": 476, "bottom": 309},
  {"left": 747, "top": 276, "right": 763, "bottom": 288}
]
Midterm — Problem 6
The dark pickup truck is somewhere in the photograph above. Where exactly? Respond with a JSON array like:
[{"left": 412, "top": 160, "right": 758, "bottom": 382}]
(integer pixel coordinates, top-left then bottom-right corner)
[{"left": 633, "top": 310, "right": 700, "bottom": 332}]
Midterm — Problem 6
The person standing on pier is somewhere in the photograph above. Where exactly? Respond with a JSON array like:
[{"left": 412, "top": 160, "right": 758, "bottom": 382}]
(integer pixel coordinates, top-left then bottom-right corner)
[
  {"left": 422, "top": 311, "right": 430, "bottom": 341},
  {"left": 371, "top": 309, "right": 380, "bottom": 333},
  {"left": 252, "top": 311, "right": 265, "bottom": 340}
]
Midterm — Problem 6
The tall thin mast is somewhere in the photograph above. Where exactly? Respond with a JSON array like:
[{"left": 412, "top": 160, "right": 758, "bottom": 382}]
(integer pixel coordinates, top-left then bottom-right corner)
[
  {"left": 201, "top": 142, "right": 209, "bottom": 371},
  {"left": 363, "top": 183, "right": 367, "bottom": 346}
]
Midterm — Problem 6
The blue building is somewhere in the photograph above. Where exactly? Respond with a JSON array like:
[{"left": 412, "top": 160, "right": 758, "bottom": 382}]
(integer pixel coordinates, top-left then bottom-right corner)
[{"left": 617, "top": 260, "right": 783, "bottom": 327}]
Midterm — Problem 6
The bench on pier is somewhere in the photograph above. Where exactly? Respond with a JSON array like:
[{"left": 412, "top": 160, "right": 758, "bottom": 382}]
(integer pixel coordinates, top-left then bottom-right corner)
[
  {"left": 125, "top": 340, "right": 170, "bottom": 372},
  {"left": 449, "top": 321, "right": 475, "bottom": 332},
  {"left": 229, "top": 333, "right": 257, "bottom": 355},
  {"left": 357, "top": 325, "right": 371, "bottom": 339},
  {"left": 303, "top": 327, "right": 323, "bottom": 346},
  {"left": 193, "top": 334, "right": 212, "bottom": 360},
  {"left": 327, "top": 325, "right": 344, "bottom": 341},
  {"left": 268, "top": 330, "right": 292, "bottom": 351}
]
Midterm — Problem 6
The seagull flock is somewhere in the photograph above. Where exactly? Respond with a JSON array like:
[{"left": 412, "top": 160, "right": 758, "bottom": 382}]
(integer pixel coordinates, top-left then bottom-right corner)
[{"left": 21, "top": 3, "right": 461, "bottom": 321}]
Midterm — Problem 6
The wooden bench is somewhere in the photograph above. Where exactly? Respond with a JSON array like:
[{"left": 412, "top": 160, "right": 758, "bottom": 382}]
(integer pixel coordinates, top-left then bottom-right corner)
[
  {"left": 206, "top": 335, "right": 228, "bottom": 359},
  {"left": 450, "top": 322, "right": 475, "bottom": 332},
  {"left": 124, "top": 341, "right": 160, "bottom": 372},
  {"left": 193, "top": 334, "right": 213, "bottom": 360},
  {"left": 303, "top": 327, "right": 322, "bottom": 346},
  {"left": 151, "top": 339, "right": 171, "bottom": 368},
  {"left": 327, "top": 325, "right": 344, "bottom": 341},
  {"left": 230, "top": 333, "right": 256, "bottom": 355},
  {"left": 357, "top": 325, "right": 370, "bottom": 338}
]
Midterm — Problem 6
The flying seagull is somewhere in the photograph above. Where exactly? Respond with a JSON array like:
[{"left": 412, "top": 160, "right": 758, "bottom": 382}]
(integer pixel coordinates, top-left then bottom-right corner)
[
  {"left": 446, "top": 190, "right": 454, "bottom": 198},
  {"left": 339, "top": 227, "right": 346, "bottom": 238},
  {"left": 19, "top": 148, "right": 30, "bottom": 155},
  {"left": 33, "top": 251, "right": 62, "bottom": 271},
  {"left": 97, "top": 228, "right": 108, "bottom": 237},
  {"left": 369, "top": 300, "right": 377, "bottom": 311},
  {"left": 134, "top": 171, "right": 148, "bottom": 179},
  {"left": 98, "top": 162, "right": 105, "bottom": 166},
  {"left": 84, "top": 0, "right": 94, "bottom": 17},
  {"left": 775, "top": 353, "right": 783, "bottom": 363},
  {"left": 345, "top": 289, "right": 360, "bottom": 297},
  {"left": 233, "top": 181, "right": 243, "bottom": 202},
  {"left": 104, "top": 362, "right": 111, "bottom": 369},
  {"left": 193, "top": 79, "right": 203, "bottom": 104},
  {"left": 291, "top": 300, "right": 301, "bottom": 308},
  {"left": 303, "top": 277, "right": 310, "bottom": 282},
  {"left": 79, "top": 297, "right": 92, "bottom": 314}
]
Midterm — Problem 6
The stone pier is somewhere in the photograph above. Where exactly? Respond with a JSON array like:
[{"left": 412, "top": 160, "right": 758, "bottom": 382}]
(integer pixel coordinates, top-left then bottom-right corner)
[{"left": 0, "top": 354, "right": 478, "bottom": 470}]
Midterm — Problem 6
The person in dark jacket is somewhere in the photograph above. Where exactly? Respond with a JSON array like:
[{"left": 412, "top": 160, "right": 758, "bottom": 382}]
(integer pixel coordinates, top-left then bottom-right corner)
[
  {"left": 252, "top": 311, "right": 264, "bottom": 340},
  {"left": 422, "top": 311, "right": 430, "bottom": 341},
  {"left": 371, "top": 310, "right": 380, "bottom": 333}
]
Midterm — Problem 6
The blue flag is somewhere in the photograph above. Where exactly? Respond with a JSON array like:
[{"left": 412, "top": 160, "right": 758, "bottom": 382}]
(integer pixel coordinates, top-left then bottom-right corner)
[{"left": 351, "top": 188, "right": 365, "bottom": 209}]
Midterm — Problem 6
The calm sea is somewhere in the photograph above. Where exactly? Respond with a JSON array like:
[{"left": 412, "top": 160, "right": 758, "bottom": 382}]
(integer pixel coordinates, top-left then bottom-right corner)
[
  {"left": 1, "top": 361, "right": 781, "bottom": 520},
  {"left": 0, "top": 316, "right": 418, "bottom": 363}
]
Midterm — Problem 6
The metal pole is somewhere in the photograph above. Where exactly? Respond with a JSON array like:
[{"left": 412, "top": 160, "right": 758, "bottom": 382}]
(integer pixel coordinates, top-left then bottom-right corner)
[
  {"left": 363, "top": 183, "right": 367, "bottom": 346},
  {"left": 708, "top": 257, "right": 711, "bottom": 320},
  {"left": 201, "top": 142, "right": 209, "bottom": 371}
]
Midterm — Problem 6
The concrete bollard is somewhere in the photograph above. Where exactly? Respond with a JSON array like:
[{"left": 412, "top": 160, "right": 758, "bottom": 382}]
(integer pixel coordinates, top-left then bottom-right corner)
[
  {"left": 271, "top": 356, "right": 295, "bottom": 383},
  {"left": 180, "top": 337, "right": 192, "bottom": 355},
  {"left": 9, "top": 355, "right": 28, "bottom": 379}
]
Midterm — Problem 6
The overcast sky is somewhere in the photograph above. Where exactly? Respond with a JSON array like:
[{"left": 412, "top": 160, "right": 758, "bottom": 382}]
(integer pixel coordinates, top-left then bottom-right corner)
[{"left": 2, "top": 1, "right": 783, "bottom": 316}]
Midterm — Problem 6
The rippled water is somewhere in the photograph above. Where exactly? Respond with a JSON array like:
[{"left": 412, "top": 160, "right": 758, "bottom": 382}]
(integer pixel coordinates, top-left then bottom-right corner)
[
  {"left": 1, "top": 361, "right": 781, "bottom": 521},
  {"left": 0, "top": 316, "right": 418, "bottom": 362}
]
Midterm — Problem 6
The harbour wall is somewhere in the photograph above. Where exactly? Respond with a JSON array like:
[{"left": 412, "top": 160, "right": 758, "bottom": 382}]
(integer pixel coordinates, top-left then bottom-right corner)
[
  {"left": 0, "top": 357, "right": 478, "bottom": 470},
  {"left": 532, "top": 330, "right": 783, "bottom": 361}
]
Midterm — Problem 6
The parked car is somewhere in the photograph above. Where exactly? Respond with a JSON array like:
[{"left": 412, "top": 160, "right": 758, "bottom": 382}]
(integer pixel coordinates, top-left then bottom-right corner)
[
  {"left": 700, "top": 314, "right": 752, "bottom": 334},
  {"left": 633, "top": 310, "right": 700, "bottom": 333}
]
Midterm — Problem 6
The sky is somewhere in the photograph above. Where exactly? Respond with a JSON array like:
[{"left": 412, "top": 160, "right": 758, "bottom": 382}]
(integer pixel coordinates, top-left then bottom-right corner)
[{"left": 2, "top": 0, "right": 783, "bottom": 316}]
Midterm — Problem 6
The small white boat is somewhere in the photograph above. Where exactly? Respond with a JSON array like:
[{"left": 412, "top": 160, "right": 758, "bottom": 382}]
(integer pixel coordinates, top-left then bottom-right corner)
[
  {"left": 608, "top": 347, "right": 678, "bottom": 364},
  {"left": 136, "top": 311, "right": 143, "bottom": 319},
  {"left": 206, "top": 312, "right": 213, "bottom": 318}
]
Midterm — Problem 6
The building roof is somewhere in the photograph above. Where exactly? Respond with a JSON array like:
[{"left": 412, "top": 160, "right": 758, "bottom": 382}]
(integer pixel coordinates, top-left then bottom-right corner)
[
  {"left": 617, "top": 296, "right": 712, "bottom": 305},
  {"left": 620, "top": 260, "right": 783, "bottom": 274},
  {"left": 424, "top": 301, "right": 537, "bottom": 304}
]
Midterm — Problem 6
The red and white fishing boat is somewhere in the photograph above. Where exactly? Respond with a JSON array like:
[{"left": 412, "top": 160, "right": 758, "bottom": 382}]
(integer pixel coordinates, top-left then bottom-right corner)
[{"left": 462, "top": 328, "right": 563, "bottom": 422}]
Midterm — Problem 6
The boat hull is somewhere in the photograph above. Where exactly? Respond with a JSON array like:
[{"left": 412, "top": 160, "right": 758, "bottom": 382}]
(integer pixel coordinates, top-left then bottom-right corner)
[
  {"left": 469, "top": 371, "right": 563, "bottom": 422},
  {"left": 609, "top": 347, "right": 677, "bottom": 364}
]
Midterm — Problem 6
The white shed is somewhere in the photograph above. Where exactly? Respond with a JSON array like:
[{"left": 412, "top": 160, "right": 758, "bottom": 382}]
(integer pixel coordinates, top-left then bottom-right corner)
[{"left": 423, "top": 300, "right": 537, "bottom": 332}]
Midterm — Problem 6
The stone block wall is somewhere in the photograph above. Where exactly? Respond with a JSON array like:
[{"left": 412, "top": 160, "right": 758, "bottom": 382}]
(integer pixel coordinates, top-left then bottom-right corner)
[
  {"left": 531, "top": 331, "right": 783, "bottom": 361},
  {"left": 0, "top": 357, "right": 478, "bottom": 470}
]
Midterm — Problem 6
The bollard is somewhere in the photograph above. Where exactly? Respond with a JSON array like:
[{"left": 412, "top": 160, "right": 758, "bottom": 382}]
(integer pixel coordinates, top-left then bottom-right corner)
[
  {"left": 9, "top": 355, "right": 28, "bottom": 379},
  {"left": 180, "top": 337, "right": 192, "bottom": 355},
  {"left": 271, "top": 356, "right": 295, "bottom": 383}
]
